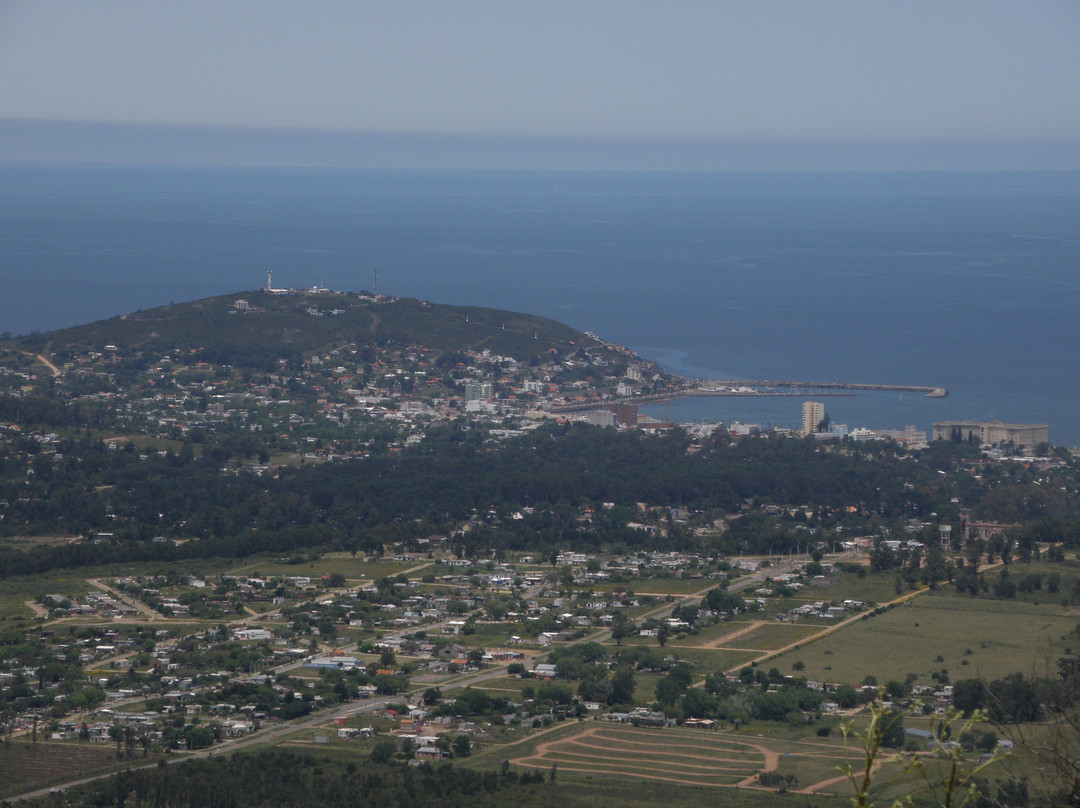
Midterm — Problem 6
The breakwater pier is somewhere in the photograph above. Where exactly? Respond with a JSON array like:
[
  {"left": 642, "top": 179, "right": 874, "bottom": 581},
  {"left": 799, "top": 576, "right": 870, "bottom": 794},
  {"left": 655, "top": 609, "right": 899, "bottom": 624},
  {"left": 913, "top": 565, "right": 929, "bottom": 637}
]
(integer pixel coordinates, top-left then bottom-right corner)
[
  {"left": 708, "top": 379, "right": 948, "bottom": 398},
  {"left": 549, "top": 379, "right": 947, "bottom": 414}
]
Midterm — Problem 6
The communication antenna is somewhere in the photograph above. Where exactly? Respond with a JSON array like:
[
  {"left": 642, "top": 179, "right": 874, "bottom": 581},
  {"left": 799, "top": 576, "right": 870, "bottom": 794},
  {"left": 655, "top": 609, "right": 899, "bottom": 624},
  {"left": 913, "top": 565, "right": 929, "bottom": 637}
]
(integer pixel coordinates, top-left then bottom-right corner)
[{"left": 373, "top": 267, "right": 378, "bottom": 296}]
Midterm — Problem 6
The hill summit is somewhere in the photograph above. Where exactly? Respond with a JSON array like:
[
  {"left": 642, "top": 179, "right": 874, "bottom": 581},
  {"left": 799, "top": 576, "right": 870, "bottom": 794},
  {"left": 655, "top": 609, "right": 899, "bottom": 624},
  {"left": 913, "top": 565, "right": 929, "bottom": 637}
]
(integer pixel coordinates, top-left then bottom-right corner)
[{"left": 12, "top": 289, "right": 608, "bottom": 372}]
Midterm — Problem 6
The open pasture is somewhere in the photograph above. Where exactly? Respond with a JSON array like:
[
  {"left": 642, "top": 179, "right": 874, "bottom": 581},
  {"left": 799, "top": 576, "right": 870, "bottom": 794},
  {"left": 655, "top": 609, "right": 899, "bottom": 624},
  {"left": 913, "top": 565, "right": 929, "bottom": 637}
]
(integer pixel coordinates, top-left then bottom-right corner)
[
  {"left": 606, "top": 577, "right": 716, "bottom": 596},
  {"left": 813, "top": 568, "right": 906, "bottom": 604},
  {"left": 672, "top": 619, "right": 758, "bottom": 645},
  {"left": 227, "top": 555, "right": 424, "bottom": 581},
  {"left": 766, "top": 590, "right": 1079, "bottom": 685},
  {"left": 679, "top": 621, "right": 821, "bottom": 652},
  {"left": 653, "top": 646, "right": 761, "bottom": 673},
  {"left": 466, "top": 675, "right": 538, "bottom": 697},
  {"left": 739, "top": 622, "right": 830, "bottom": 651}
]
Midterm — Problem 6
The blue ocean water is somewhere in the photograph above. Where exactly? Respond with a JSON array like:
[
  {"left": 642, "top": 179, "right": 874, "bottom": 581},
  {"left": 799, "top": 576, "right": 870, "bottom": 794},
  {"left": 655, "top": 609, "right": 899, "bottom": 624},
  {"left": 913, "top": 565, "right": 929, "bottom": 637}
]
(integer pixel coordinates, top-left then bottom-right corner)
[{"left": 1, "top": 164, "right": 1078, "bottom": 443}]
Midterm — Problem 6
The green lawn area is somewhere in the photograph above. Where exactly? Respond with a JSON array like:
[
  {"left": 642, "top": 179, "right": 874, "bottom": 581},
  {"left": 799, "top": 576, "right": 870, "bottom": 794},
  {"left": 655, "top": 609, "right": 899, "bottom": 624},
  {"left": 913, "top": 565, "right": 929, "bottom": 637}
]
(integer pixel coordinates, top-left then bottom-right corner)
[
  {"left": 228, "top": 555, "right": 426, "bottom": 581},
  {"left": 674, "top": 619, "right": 758, "bottom": 645},
  {"left": 814, "top": 568, "right": 916, "bottom": 604},
  {"left": 761, "top": 740, "right": 865, "bottom": 793},
  {"left": 650, "top": 646, "right": 761, "bottom": 674},
  {"left": 466, "top": 675, "right": 537, "bottom": 697},
  {"left": 612, "top": 633, "right": 669, "bottom": 648},
  {"left": 766, "top": 589, "right": 1080, "bottom": 685},
  {"left": 444, "top": 622, "right": 521, "bottom": 647},
  {"left": 425, "top": 562, "right": 479, "bottom": 577},
  {"left": 599, "top": 577, "right": 718, "bottom": 596},
  {"left": 718, "top": 622, "right": 822, "bottom": 651}
]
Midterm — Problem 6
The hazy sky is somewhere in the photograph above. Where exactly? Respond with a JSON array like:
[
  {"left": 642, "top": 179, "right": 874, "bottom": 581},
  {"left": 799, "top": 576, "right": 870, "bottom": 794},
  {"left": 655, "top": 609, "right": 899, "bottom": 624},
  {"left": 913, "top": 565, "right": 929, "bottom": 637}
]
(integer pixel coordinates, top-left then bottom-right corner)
[{"left": 1, "top": 1, "right": 1079, "bottom": 167}]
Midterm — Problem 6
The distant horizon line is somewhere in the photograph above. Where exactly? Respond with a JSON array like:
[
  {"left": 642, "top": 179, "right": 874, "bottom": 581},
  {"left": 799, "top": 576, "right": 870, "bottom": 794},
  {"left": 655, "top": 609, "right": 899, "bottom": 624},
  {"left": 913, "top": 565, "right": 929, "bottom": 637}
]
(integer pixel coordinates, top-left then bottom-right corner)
[{"left": 3, "top": 118, "right": 1080, "bottom": 172}]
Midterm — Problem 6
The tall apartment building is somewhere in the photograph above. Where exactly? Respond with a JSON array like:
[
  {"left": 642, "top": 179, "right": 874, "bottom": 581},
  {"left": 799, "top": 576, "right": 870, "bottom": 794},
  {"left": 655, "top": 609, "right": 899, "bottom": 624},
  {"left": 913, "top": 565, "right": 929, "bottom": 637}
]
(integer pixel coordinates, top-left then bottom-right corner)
[
  {"left": 802, "top": 401, "right": 825, "bottom": 436},
  {"left": 464, "top": 381, "right": 493, "bottom": 402}
]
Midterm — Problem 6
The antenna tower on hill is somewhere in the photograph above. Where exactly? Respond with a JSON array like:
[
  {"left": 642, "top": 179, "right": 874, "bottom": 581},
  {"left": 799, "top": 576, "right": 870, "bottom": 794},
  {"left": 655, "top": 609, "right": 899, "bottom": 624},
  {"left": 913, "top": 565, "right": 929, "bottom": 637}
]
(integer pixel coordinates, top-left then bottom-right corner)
[{"left": 373, "top": 267, "right": 378, "bottom": 296}]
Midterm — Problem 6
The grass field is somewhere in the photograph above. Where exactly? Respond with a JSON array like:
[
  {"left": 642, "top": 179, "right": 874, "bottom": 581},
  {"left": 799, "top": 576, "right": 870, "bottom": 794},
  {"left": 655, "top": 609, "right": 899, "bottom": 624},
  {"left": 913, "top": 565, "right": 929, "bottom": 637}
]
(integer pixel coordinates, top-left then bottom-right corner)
[
  {"left": 445, "top": 623, "right": 521, "bottom": 648},
  {"left": 811, "top": 569, "right": 907, "bottom": 605},
  {"left": 600, "top": 578, "right": 716, "bottom": 596},
  {"left": 651, "top": 647, "right": 761, "bottom": 673},
  {"left": 466, "top": 675, "right": 538, "bottom": 697},
  {"left": 227, "top": 555, "right": 425, "bottom": 581},
  {"left": 668, "top": 619, "right": 756, "bottom": 645},
  {"left": 766, "top": 590, "right": 1080, "bottom": 685},
  {"left": 663, "top": 621, "right": 821, "bottom": 653}
]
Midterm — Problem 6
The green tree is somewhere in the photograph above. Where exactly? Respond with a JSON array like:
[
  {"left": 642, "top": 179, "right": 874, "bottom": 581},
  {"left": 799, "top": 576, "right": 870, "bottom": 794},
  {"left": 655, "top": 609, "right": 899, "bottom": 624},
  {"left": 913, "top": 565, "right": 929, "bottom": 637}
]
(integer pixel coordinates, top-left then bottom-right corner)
[
  {"left": 923, "top": 543, "right": 949, "bottom": 589},
  {"left": 610, "top": 613, "right": 630, "bottom": 646},
  {"left": 680, "top": 688, "right": 718, "bottom": 719},
  {"left": 655, "top": 676, "right": 683, "bottom": 706},
  {"left": 657, "top": 623, "right": 670, "bottom": 647},
  {"left": 610, "top": 666, "right": 636, "bottom": 705},
  {"left": 453, "top": 734, "right": 471, "bottom": 757},
  {"left": 836, "top": 684, "right": 859, "bottom": 709},
  {"left": 371, "top": 739, "right": 396, "bottom": 763}
]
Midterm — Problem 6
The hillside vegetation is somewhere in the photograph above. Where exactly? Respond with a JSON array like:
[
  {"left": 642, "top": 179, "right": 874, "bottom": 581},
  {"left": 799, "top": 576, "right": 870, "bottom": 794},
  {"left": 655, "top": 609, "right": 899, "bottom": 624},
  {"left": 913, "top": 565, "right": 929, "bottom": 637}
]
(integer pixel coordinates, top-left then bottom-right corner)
[{"left": 9, "top": 290, "right": 596, "bottom": 371}]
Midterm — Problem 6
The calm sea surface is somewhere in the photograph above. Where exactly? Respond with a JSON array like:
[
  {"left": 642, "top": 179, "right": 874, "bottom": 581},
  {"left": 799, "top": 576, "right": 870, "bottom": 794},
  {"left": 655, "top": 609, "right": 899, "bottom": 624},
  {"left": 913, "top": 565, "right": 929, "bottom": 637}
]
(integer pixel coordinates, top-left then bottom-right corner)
[{"left": 2, "top": 164, "right": 1078, "bottom": 443}]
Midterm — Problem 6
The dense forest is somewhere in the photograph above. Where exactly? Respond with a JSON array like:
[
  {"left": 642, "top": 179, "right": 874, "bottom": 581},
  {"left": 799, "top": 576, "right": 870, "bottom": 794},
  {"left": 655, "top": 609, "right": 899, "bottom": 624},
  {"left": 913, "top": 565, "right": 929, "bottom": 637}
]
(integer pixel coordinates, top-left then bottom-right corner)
[
  {"left": 2, "top": 415, "right": 1078, "bottom": 579},
  {"left": 43, "top": 751, "right": 558, "bottom": 808}
]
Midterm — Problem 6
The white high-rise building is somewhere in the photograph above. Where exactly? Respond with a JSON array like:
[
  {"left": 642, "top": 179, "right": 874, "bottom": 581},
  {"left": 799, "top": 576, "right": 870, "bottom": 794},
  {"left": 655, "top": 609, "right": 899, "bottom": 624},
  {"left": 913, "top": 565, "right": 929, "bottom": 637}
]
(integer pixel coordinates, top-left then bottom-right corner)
[
  {"left": 802, "top": 401, "right": 825, "bottom": 436},
  {"left": 464, "top": 381, "right": 493, "bottom": 402}
]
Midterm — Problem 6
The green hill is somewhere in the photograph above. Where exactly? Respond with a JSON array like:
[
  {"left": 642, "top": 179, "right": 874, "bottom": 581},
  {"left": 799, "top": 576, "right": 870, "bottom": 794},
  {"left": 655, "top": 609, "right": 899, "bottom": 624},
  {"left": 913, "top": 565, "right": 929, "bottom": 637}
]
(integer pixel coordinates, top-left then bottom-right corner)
[{"left": 9, "top": 290, "right": 602, "bottom": 370}]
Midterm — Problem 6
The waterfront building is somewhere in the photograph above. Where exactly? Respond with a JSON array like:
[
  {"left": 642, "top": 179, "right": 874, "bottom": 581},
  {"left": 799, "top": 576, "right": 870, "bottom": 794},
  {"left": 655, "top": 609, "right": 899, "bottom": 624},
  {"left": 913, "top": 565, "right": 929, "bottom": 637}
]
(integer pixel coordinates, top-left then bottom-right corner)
[
  {"left": 932, "top": 420, "right": 1048, "bottom": 449},
  {"left": 610, "top": 403, "right": 638, "bottom": 427},
  {"left": 587, "top": 409, "right": 616, "bottom": 427},
  {"left": 802, "top": 401, "right": 825, "bottom": 436},
  {"left": 875, "top": 425, "right": 929, "bottom": 445}
]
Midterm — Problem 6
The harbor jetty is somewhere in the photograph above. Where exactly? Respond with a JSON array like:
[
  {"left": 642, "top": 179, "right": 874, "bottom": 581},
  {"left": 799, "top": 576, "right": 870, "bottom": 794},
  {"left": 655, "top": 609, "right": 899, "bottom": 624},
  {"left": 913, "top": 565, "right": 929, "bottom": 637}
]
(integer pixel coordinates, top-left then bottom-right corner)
[
  {"left": 549, "top": 379, "right": 947, "bottom": 414},
  {"left": 709, "top": 379, "right": 948, "bottom": 398}
]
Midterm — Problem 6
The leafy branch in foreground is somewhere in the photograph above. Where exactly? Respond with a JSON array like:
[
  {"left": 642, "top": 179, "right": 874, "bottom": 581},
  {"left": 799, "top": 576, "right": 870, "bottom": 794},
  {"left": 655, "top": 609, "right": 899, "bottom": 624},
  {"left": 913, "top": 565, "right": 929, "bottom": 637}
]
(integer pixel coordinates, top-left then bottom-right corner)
[
  {"left": 997, "top": 656, "right": 1080, "bottom": 806},
  {"left": 840, "top": 700, "right": 1008, "bottom": 808}
]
